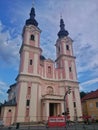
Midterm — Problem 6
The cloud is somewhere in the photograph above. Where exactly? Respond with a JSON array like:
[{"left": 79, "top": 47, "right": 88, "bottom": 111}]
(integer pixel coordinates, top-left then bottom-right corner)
[
  {"left": 0, "top": 81, "right": 8, "bottom": 90},
  {"left": 34, "top": 0, "right": 98, "bottom": 89},
  {"left": 74, "top": 33, "right": 98, "bottom": 77},
  {"left": 0, "top": 81, "right": 8, "bottom": 102},
  {"left": 0, "top": 0, "right": 98, "bottom": 103},
  {"left": 79, "top": 78, "right": 98, "bottom": 92},
  {"left": 0, "top": 20, "right": 21, "bottom": 68},
  {"left": 40, "top": 0, "right": 98, "bottom": 92},
  {"left": 80, "top": 78, "right": 98, "bottom": 86}
]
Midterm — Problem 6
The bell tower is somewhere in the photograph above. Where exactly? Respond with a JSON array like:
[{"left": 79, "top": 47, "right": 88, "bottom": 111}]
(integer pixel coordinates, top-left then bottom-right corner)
[
  {"left": 55, "top": 18, "right": 77, "bottom": 81},
  {"left": 16, "top": 5, "right": 42, "bottom": 122},
  {"left": 19, "top": 6, "right": 41, "bottom": 75},
  {"left": 55, "top": 18, "right": 82, "bottom": 121}
]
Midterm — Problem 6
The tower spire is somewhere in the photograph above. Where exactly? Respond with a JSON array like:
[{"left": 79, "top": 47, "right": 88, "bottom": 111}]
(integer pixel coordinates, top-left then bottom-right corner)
[
  {"left": 57, "top": 17, "right": 69, "bottom": 38},
  {"left": 32, "top": 0, "right": 34, "bottom": 8},
  {"left": 60, "top": 12, "right": 62, "bottom": 19},
  {"left": 25, "top": 1, "right": 38, "bottom": 27}
]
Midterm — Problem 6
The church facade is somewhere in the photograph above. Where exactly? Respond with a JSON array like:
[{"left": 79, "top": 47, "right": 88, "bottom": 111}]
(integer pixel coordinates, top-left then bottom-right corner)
[{"left": 0, "top": 5, "right": 82, "bottom": 126}]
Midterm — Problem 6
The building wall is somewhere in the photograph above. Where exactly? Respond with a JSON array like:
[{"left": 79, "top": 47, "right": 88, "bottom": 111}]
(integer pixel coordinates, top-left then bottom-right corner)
[
  {"left": 2, "top": 106, "right": 16, "bottom": 126},
  {"left": 16, "top": 81, "right": 27, "bottom": 122},
  {"left": 82, "top": 98, "right": 98, "bottom": 120},
  {"left": 15, "top": 24, "right": 82, "bottom": 122},
  {"left": 2, "top": 9, "right": 83, "bottom": 124},
  {"left": 82, "top": 101, "right": 88, "bottom": 115}
]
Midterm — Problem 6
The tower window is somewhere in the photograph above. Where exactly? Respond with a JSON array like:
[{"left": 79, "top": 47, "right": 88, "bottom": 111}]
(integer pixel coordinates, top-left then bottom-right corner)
[
  {"left": 30, "top": 35, "right": 35, "bottom": 41},
  {"left": 27, "top": 87, "right": 31, "bottom": 95},
  {"left": 69, "top": 67, "right": 72, "bottom": 72},
  {"left": 9, "top": 109, "right": 11, "bottom": 112},
  {"left": 66, "top": 45, "right": 69, "bottom": 50},
  {"left": 73, "top": 102, "right": 76, "bottom": 108},
  {"left": 48, "top": 66, "right": 51, "bottom": 73},
  {"left": 30, "top": 59, "right": 33, "bottom": 65},
  {"left": 26, "top": 100, "right": 30, "bottom": 106}
]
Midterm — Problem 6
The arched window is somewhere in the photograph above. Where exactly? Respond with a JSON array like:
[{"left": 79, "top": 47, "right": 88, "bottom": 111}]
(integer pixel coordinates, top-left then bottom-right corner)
[
  {"left": 73, "top": 102, "right": 76, "bottom": 108},
  {"left": 29, "top": 59, "right": 33, "bottom": 65},
  {"left": 69, "top": 67, "right": 72, "bottom": 72},
  {"left": 30, "top": 34, "right": 35, "bottom": 41},
  {"left": 48, "top": 66, "right": 51, "bottom": 73},
  {"left": 66, "top": 45, "right": 69, "bottom": 50},
  {"left": 26, "top": 100, "right": 30, "bottom": 106}
]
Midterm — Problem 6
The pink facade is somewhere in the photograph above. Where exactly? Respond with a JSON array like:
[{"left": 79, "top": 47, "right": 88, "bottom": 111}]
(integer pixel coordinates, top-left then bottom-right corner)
[
  {"left": 5, "top": 110, "right": 12, "bottom": 126},
  {"left": 28, "top": 52, "right": 34, "bottom": 73},
  {"left": 1, "top": 5, "right": 82, "bottom": 126}
]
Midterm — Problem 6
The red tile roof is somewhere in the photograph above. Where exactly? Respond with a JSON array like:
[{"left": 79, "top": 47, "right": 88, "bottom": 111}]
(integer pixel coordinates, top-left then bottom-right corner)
[{"left": 81, "top": 89, "right": 98, "bottom": 102}]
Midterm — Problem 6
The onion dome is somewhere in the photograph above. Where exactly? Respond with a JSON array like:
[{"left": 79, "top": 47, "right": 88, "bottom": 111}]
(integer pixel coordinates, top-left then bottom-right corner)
[
  {"left": 58, "top": 18, "right": 69, "bottom": 38},
  {"left": 25, "top": 7, "right": 38, "bottom": 27}
]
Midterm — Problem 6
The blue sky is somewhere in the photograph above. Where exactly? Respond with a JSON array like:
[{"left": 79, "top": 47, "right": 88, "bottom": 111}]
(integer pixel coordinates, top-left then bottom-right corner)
[{"left": 0, "top": 0, "right": 98, "bottom": 102}]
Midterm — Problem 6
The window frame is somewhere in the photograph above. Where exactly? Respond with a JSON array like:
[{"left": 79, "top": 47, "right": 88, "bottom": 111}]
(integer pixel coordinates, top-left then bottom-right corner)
[
  {"left": 73, "top": 102, "right": 76, "bottom": 108},
  {"left": 48, "top": 66, "right": 51, "bottom": 74},
  {"left": 26, "top": 100, "right": 30, "bottom": 106},
  {"left": 30, "top": 34, "right": 35, "bottom": 41},
  {"left": 29, "top": 59, "right": 33, "bottom": 65},
  {"left": 69, "top": 67, "right": 72, "bottom": 72},
  {"left": 66, "top": 45, "right": 69, "bottom": 50}
]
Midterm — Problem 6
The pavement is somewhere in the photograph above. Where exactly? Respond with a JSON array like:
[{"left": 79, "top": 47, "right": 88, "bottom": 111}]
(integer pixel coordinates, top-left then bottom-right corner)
[{"left": 0, "top": 123, "right": 98, "bottom": 130}]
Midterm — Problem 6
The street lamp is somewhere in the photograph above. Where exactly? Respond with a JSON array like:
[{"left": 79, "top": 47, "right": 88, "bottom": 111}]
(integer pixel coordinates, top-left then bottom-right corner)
[{"left": 64, "top": 87, "right": 71, "bottom": 128}]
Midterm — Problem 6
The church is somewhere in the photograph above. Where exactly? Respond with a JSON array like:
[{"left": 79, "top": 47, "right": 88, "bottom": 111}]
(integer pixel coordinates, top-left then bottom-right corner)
[{"left": 0, "top": 4, "right": 82, "bottom": 126}]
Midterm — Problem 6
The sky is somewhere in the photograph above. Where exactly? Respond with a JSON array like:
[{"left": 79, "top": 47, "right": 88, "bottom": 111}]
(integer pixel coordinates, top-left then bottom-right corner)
[{"left": 0, "top": 0, "right": 98, "bottom": 102}]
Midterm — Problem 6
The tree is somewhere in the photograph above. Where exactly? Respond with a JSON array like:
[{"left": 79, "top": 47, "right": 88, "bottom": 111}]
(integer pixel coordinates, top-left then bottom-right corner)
[{"left": 80, "top": 91, "right": 87, "bottom": 99}]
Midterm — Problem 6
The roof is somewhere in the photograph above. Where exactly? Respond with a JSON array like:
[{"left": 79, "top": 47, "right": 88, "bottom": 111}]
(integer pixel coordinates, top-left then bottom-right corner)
[
  {"left": 25, "top": 7, "right": 38, "bottom": 27},
  {"left": 7, "top": 83, "right": 16, "bottom": 93},
  {"left": 40, "top": 55, "right": 46, "bottom": 60},
  {"left": 2, "top": 98, "right": 17, "bottom": 106},
  {"left": 58, "top": 18, "right": 69, "bottom": 38},
  {"left": 81, "top": 89, "right": 98, "bottom": 102}
]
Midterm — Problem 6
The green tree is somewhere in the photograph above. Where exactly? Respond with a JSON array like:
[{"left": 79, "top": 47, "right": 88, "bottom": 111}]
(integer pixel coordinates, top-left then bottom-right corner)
[{"left": 80, "top": 91, "right": 87, "bottom": 99}]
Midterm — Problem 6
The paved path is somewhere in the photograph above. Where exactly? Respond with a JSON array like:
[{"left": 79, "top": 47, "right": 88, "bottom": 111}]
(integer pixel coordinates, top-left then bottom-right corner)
[{"left": 0, "top": 123, "right": 98, "bottom": 130}]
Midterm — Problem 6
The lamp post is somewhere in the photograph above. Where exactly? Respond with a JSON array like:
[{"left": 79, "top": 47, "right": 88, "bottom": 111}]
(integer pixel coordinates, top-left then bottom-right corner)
[{"left": 64, "top": 87, "right": 71, "bottom": 128}]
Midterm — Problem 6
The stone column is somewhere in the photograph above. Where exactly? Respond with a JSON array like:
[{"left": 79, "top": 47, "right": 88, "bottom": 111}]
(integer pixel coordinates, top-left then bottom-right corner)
[
  {"left": 61, "top": 102, "right": 64, "bottom": 114},
  {"left": 46, "top": 102, "right": 49, "bottom": 120}
]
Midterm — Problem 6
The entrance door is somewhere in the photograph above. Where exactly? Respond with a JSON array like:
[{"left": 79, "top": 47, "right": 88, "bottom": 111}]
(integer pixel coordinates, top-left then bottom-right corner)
[
  {"left": 49, "top": 103, "right": 54, "bottom": 116},
  {"left": 49, "top": 103, "right": 58, "bottom": 116}
]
